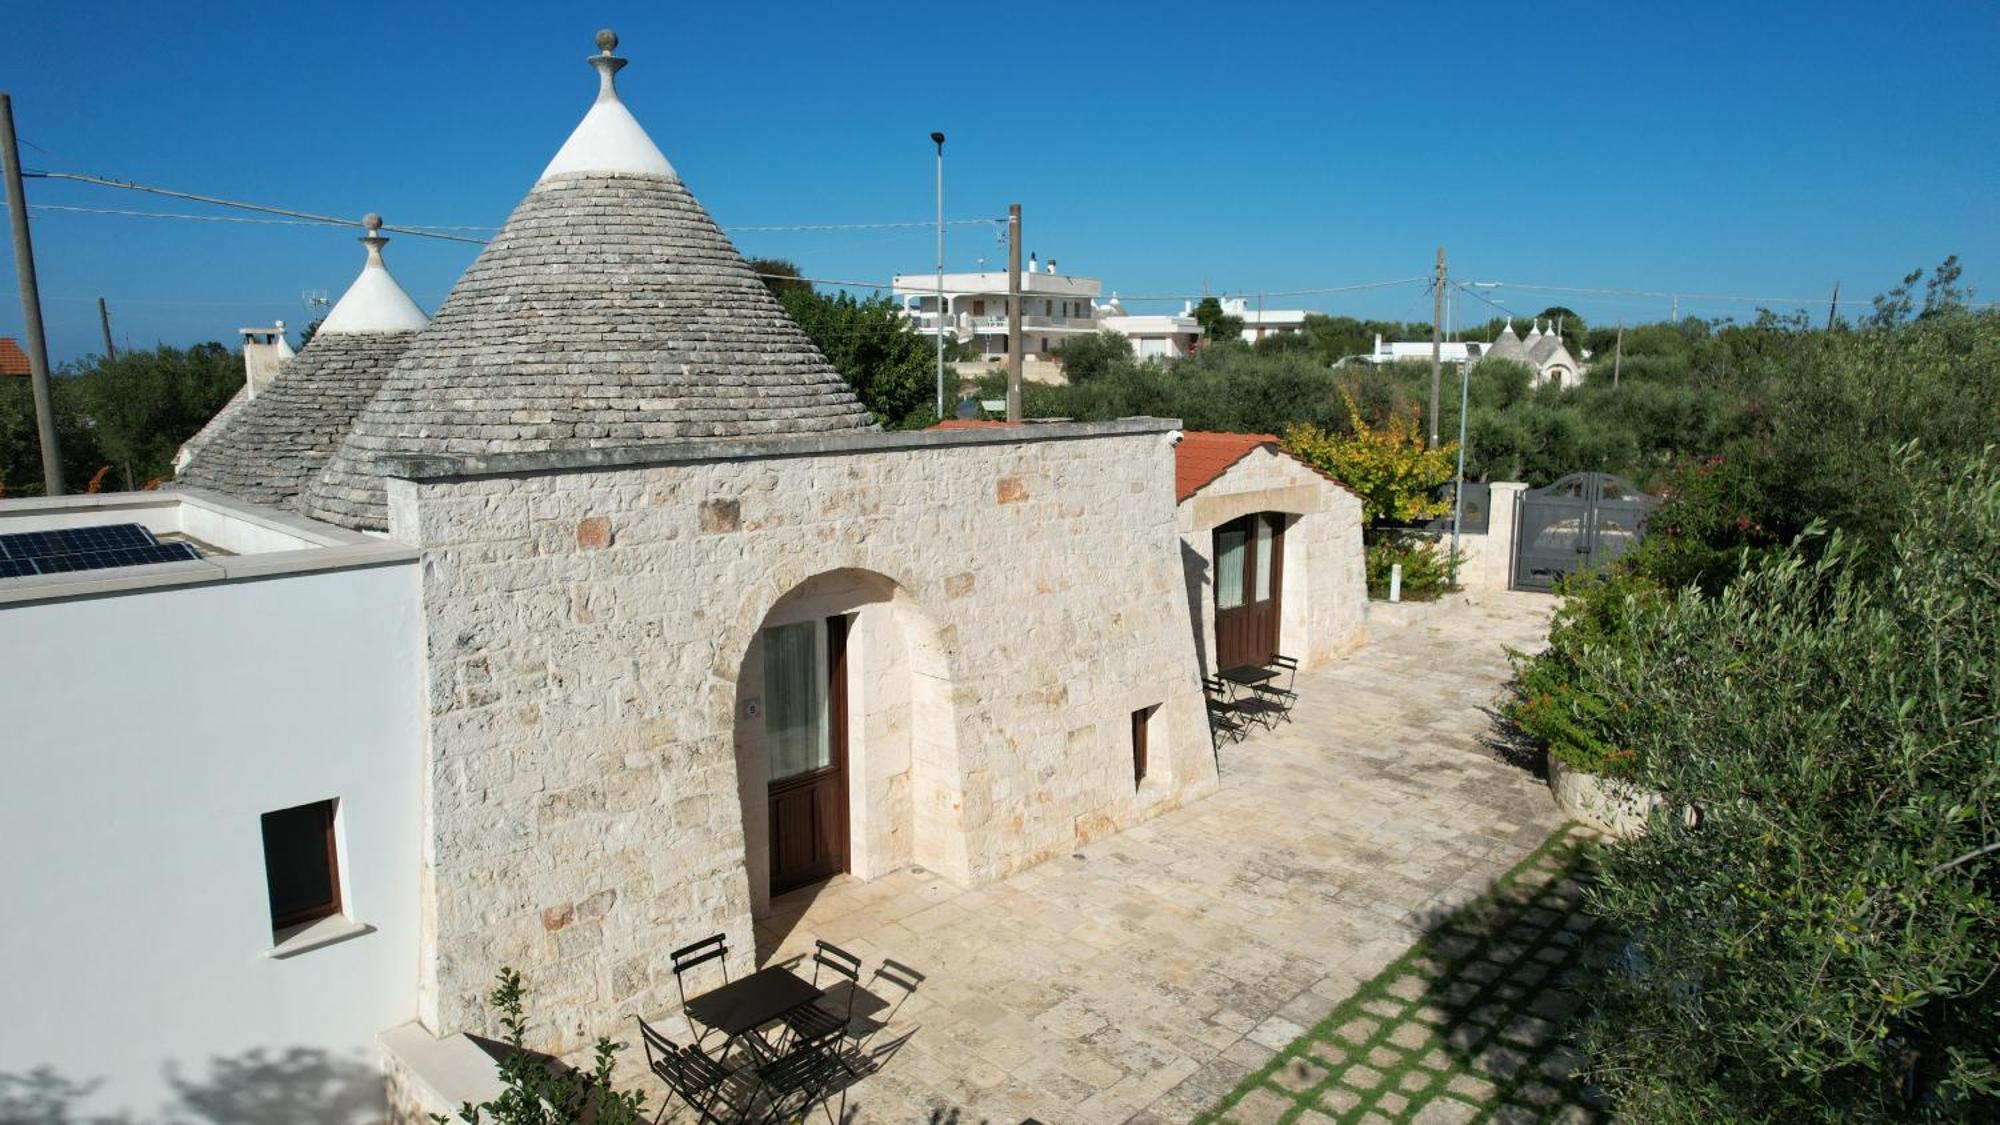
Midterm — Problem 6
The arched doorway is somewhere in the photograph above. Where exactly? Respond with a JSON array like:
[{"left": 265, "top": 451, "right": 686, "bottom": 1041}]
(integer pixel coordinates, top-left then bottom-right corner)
[{"left": 732, "top": 570, "right": 960, "bottom": 916}]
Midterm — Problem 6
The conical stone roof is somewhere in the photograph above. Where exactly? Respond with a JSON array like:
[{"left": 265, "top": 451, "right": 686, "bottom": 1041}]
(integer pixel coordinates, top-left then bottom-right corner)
[
  {"left": 1481, "top": 321, "right": 1532, "bottom": 367},
  {"left": 302, "top": 31, "right": 873, "bottom": 531},
  {"left": 177, "top": 216, "right": 426, "bottom": 509}
]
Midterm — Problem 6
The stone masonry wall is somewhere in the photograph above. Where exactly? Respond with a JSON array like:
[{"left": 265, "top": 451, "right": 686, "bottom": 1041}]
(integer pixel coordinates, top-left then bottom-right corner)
[
  {"left": 387, "top": 427, "right": 1214, "bottom": 1050},
  {"left": 1176, "top": 447, "right": 1368, "bottom": 674}
]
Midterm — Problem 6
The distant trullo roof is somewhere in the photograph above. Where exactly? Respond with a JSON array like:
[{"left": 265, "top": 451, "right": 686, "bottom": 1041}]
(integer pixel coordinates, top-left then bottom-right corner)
[
  {"left": 1481, "top": 320, "right": 1533, "bottom": 367},
  {"left": 302, "top": 30, "right": 874, "bottom": 530},
  {"left": 176, "top": 215, "right": 427, "bottom": 509}
]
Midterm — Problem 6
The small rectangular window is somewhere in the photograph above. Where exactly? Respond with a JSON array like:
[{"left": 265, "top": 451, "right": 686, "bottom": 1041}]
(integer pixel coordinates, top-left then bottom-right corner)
[
  {"left": 262, "top": 799, "right": 342, "bottom": 933},
  {"left": 1131, "top": 706, "right": 1153, "bottom": 786}
]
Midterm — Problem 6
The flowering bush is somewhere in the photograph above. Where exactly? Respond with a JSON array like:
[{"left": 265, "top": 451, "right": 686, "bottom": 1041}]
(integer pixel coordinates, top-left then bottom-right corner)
[{"left": 1627, "top": 453, "right": 1778, "bottom": 592}]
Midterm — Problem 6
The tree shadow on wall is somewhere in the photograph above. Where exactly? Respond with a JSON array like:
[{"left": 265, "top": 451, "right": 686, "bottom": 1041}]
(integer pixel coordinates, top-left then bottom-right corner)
[
  {"left": 0, "top": 1045, "right": 383, "bottom": 1125},
  {"left": 162, "top": 1047, "right": 383, "bottom": 1124}
]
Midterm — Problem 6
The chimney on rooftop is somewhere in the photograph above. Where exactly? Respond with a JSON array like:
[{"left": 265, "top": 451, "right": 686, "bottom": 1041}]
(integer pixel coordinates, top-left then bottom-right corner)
[
  {"left": 1048, "top": 258, "right": 1058, "bottom": 274},
  {"left": 237, "top": 321, "right": 294, "bottom": 398}
]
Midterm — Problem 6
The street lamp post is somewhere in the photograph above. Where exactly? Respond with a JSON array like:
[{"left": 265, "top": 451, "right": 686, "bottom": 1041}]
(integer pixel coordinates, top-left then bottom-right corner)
[
  {"left": 1449, "top": 350, "right": 1471, "bottom": 585},
  {"left": 931, "top": 131, "right": 946, "bottom": 420}
]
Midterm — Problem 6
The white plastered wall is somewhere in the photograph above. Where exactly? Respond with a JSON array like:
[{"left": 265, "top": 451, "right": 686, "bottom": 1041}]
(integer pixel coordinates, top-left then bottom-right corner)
[{"left": 0, "top": 561, "right": 424, "bottom": 1121}]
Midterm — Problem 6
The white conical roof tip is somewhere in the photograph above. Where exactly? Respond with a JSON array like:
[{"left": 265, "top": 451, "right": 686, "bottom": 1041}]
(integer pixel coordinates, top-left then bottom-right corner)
[
  {"left": 539, "top": 28, "right": 677, "bottom": 182},
  {"left": 316, "top": 215, "right": 430, "bottom": 335}
]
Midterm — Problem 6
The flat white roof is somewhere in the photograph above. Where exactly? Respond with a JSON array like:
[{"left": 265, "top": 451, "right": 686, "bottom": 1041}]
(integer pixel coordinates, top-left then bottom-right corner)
[
  {"left": 0, "top": 489, "right": 416, "bottom": 606},
  {"left": 892, "top": 271, "right": 1102, "bottom": 298}
]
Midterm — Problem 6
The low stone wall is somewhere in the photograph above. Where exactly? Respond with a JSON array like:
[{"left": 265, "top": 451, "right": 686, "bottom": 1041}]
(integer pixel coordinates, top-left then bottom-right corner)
[{"left": 1548, "top": 756, "right": 1661, "bottom": 837}]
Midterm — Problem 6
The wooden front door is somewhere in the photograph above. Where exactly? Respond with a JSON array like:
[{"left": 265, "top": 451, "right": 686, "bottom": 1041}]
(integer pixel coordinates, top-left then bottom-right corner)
[
  {"left": 1213, "top": 513, "right": 1285, "bottom": 670},
  {"left": 764, "top": 615, "right": 849, "bottom": 895}
]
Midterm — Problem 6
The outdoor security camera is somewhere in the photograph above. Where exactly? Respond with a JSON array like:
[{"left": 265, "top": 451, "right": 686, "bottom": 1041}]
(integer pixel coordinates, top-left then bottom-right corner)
[{"left": 1167, "top": 429, "right": 1185, "bottom": 446}]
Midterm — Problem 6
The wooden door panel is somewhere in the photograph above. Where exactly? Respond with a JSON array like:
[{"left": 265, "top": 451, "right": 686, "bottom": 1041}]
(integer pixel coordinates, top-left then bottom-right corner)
[
  {"left": 1214, "top": 513, "right": 1284, "bottom": 671},
  {"left": 767, "top": 615, "right": 850, "bottom": 896}
]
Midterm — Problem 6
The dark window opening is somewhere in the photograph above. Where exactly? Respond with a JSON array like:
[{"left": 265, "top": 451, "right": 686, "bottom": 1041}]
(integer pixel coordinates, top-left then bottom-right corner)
[
  {"left": 1131, "top": 706, "right": 1154, "bottom": 786},
  {"left": 262, "top": 799, "right": 342, "bottom": 932}
]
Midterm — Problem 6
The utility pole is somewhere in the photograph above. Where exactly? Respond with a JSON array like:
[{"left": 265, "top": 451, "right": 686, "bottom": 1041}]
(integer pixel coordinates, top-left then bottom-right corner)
[
  {"left": 930, "top": 131, "right": 946, "bottom": 420},
  {"left": 1428, "top": 246, "right": 1445, "bottom": 448},
  {"left": 98, "top": 296, "right": 115, "bottom": 358},
  {"left": 1612, "top": 319, "right": 1624, "bottom": 388},
  {"left": 1006, "top": 203, "right": 1022, "bottom": 422},
  {"left": 1826, "top": 281, "right": 1840, "bottom": 332},
  {"left": 1, "top": 91, "right": 64, "bottom": 496},
  {"left": 1670, "top": 294, "right": 1678, "bottom": 323}
]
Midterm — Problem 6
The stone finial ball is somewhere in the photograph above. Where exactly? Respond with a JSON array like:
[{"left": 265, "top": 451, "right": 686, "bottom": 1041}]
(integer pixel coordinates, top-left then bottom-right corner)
[
  {"left": 595, "top": 29, "right": 618, "bottom": 52},
  {"left": 362, "top": 212, "right": 383, "bottom": 232}
]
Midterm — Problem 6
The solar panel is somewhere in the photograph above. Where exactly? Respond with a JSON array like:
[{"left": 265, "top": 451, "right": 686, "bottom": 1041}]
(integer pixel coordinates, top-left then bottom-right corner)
[
  {"left": 0, "top": 524, "right": 203, "bottom": 578},
  {"left": 0, "top": 522, "right": 159, "bottom": 561}
]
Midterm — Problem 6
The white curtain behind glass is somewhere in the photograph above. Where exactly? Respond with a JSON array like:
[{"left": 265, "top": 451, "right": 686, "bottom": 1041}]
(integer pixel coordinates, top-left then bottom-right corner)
[
  {"left": 1254, "top": 516, "right": 1274, "bottom": 601},
  {"left": 763, "top": 621, "right": 827, "bottom": 781},
  {"left": 1216, "top": 530, "right": 1246, "bottom": 609}
]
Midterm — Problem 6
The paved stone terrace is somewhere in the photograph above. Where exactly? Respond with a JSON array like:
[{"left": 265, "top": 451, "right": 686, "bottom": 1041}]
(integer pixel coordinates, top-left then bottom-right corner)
[{"left": 661, "top": 593, "right": 1564, "bottom": 1123}]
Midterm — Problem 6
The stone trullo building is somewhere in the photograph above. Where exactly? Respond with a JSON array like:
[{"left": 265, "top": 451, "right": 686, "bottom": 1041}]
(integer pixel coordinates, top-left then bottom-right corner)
[
  {"left": 0, "top": 30, "right": 1257, "bottom": 1119},
  {"left": 1481, "top": 318, "right": 1582, "bottom": 386}
]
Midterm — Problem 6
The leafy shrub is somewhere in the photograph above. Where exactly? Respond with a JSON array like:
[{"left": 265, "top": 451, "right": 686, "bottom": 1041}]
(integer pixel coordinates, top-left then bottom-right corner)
[
  {"left": 1571, "top": 452, "right": 2000, "bottom": 1120},
  {"left": 1364, "top": 533, "right": 1463, "bottom": 601},
  {"left": 436, "top": 968, "right": 648, "bottom": 1125},
  {"left": 1627, "top": 453, "right": 1779, "bottom": 593},
  {"left": 1285, "top": 391, "right": 1457, "bottom": 525},
  {"left": 1504, "top": 567, "right": 1667, "bottom": 778}
]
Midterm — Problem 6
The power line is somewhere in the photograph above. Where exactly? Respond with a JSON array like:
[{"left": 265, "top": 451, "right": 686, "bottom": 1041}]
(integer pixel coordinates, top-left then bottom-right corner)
[
  {"left": 22, "top": 169, "right": 489, "bottom": 244},
  {"left": 19, "top": 202, "right": 344, "bottom": 228}
]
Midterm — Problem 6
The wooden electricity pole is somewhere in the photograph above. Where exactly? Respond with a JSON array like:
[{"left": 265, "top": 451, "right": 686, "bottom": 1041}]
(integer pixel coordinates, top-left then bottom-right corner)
[
  {"left": 1428, "top": 247, "right": 1446, "bottom": 447},
  {"left": 1826, "top": 281, "right": 1840, "bottom": 332},
  {"left": 1006, "top": 202, "right": 1022, "bottom": 422},
  {"left": 98, "top": 296, "right": 116, "bottom": 358},
  {"left": 1612, "top": 319, "right": 1624, "bottom": 388},
  {"left": 1, "top": 91, "right": 64, "bottom": 495}
]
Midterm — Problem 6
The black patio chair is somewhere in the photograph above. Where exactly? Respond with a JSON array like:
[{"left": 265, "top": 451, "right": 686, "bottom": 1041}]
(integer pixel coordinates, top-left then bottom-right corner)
[
  {"left": 754, "top": 1038, "right": 847, "bottom": 1124},
  {"left": 780, "top": 940, "right": 862, "bottom": 1065},
  {"left": 670, "top": 933, "right": 731, "bottom": 1054},
  {"left": 1248, "top": 654, "right": 1300, "bottom": 721},
  {"left": 1206, "top": 675, "right": 1285, "bottom": 735},
  {"left": 634, "top": 1016, "right": 763, "bottom": 1125}
]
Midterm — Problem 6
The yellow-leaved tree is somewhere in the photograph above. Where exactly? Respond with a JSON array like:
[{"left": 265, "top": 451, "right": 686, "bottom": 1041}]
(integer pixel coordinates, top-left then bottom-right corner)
[{"left": 1283, "top": 390, "right": 1457, "bottom": 525}]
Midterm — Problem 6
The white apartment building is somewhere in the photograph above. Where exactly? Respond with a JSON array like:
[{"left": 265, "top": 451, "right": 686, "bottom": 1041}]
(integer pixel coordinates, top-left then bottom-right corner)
[{"left": 893, "top": 253, "right": 1101, "bottom": 361}]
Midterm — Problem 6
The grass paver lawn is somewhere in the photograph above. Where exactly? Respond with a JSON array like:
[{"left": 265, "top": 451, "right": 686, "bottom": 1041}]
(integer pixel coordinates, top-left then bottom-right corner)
[{"left": 1197, "top": 824, "right": 1615, "bottom": 1124}]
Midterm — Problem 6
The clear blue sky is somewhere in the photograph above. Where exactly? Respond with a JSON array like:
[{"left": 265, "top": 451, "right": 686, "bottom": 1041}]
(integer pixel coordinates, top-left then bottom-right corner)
[{"left": 3, "top": 0, "right": 1995, "bottom": 362}]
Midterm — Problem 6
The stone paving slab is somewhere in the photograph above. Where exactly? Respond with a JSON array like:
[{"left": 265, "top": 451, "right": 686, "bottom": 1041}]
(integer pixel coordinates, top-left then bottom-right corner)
[{"left": 649, "top": 593, "right": 1562, "bottom": 1123}]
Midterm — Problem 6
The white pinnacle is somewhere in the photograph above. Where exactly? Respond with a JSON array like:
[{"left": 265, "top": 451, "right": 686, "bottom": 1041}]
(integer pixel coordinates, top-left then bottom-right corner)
[
  {"left": 538, "top": 29, "right": 676, "bottom": 182},
  {"left": 316, "top": 214, "right": 430, "bottom": 335}
]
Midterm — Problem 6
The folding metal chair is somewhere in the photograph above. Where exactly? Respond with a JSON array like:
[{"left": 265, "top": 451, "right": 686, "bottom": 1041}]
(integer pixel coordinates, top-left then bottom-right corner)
[
  {"left": 634, "top": 1016, "right": 761, "bottom": 1125},
  {"left": 669, "top": 933, "right": 731, "bottom": 1054},
  {"left": 1203, "top": 676, "right": 1254, "bottom": 741},
  {"left": 1248, "top": 654, "right": 1300, "bottom": 721},
  {"left": 754, "top": 1038, "right": 846, "bottom": 1123},
  {"left": 780, "top": 940, "right": 862, "bottom": 1066}
]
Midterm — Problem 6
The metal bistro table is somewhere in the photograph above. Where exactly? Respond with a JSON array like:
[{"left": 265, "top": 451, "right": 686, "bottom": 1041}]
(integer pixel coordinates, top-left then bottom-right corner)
[
  {"left": 683, "top": 965, "right": 825, "bottom": 1061},
  {"left": 1218, "top": 664, "right": 1278, "bottom": 688}
]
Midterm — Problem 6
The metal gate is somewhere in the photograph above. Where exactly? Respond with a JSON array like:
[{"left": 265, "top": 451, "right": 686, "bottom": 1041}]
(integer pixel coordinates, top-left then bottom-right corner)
[{"left": 1512, "top": 473, "right": 1656, "bottom": 592}]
